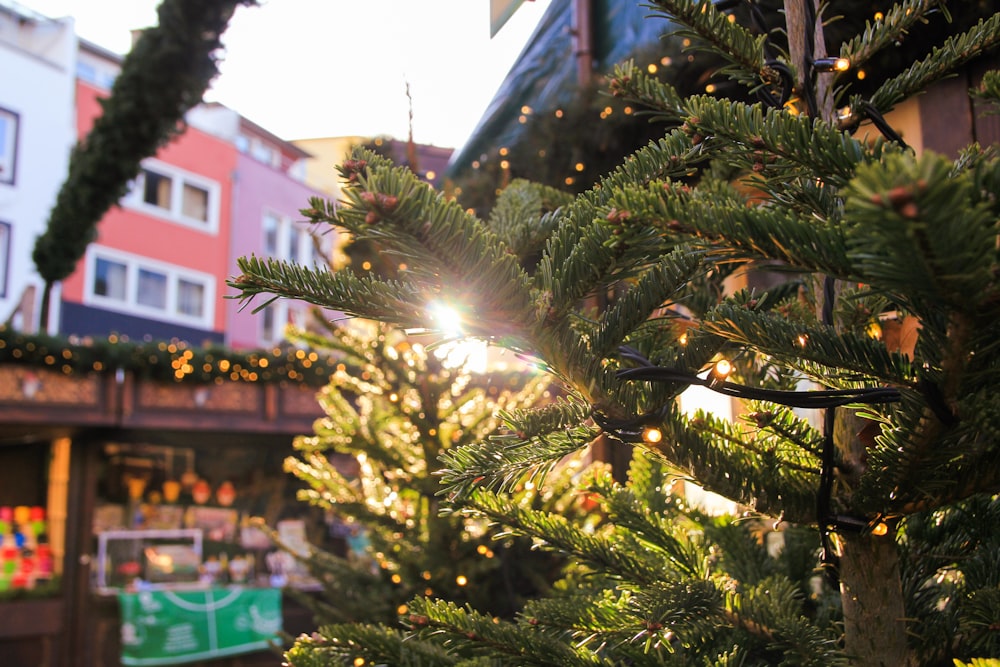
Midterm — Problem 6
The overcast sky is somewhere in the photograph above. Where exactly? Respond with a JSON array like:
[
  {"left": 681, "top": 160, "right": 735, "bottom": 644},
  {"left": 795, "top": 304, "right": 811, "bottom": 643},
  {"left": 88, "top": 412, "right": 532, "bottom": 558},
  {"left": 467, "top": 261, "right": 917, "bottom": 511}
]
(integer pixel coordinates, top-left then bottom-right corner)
[{"left": 20, "top": 0, "right": 552, "bottom": 149}]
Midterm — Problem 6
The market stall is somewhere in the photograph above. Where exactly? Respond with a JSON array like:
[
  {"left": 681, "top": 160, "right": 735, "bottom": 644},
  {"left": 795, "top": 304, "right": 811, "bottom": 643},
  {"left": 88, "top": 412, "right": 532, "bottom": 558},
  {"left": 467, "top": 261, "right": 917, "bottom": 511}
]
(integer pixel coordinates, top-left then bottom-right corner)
[{"left": 86, "top": 440, "right": 323, "bottom": 666}]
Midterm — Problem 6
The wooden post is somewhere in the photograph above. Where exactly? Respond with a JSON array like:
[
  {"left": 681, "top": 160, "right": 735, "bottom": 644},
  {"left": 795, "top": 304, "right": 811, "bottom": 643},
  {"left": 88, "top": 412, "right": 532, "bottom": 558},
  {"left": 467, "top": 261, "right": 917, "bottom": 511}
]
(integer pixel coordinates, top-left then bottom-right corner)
[{"left": 572, "top": 0, "right": 593, "bottom": 87}]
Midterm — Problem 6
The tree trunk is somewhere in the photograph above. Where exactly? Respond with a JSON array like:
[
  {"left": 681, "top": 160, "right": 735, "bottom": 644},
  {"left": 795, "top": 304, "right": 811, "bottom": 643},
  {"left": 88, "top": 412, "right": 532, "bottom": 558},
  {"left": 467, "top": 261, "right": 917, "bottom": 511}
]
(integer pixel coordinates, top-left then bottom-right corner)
[
  {"left": 839, "top": 531, "right": 915, "bottom": 667},
  {"left": 785, "top": 1, "right": 915, "bottom": 663},
  {"left": 39, "top": 281, "right": 52, "bottom": 332}
]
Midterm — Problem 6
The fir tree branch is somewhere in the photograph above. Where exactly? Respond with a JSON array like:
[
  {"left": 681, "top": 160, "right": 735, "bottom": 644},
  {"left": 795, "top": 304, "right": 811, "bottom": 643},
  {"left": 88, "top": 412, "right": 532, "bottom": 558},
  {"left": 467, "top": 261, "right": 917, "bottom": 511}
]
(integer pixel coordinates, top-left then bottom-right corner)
[
  {"left": 285, "top": 624, "right": 459, "bottom": 667},
  {"left": 590, "top": 249, "right": 710, "bottom": 358},
  {"left": 843, "top": 151, "right": 998, "bottom": 315},
  {"left": 437, "top": 422, "right": 599, "bottom": 499},
  {"left": 702, "top": 303, "right": 918, "bottom": 387},
  {"left": 487, "top": 179, "right": 572, "bottom": 263},
  {"left": 863, "top": 11, "right": 1000, "bottom": 116},
  {"left": 646, "top": 0, "right": 773, "bottom": 94},
  {"left": 406, "top": 598, "right": 609, "bottom": 666},
  {"left": 839, "top": 0, "right": 947, "bottom": 73}
]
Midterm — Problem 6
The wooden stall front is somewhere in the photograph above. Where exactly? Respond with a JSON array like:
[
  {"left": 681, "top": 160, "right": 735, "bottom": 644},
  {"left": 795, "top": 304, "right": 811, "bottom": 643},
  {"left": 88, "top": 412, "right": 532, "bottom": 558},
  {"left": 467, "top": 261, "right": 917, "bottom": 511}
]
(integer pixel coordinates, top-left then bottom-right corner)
[{"left": 0, "top": 365, "right": 326, "bottom": 667}]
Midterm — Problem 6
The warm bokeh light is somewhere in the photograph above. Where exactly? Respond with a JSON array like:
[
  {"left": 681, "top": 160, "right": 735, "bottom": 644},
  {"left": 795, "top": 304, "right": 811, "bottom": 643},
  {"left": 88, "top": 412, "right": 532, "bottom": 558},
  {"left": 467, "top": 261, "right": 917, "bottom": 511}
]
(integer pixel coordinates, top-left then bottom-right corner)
[{"left": 429, "top": 302, "right": 464, "bottom": 337}]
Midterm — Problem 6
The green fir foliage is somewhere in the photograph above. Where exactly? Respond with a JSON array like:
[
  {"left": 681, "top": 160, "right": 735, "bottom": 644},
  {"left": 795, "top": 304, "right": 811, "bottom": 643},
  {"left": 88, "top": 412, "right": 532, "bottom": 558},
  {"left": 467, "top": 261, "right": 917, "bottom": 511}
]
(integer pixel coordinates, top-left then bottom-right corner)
[
  {"left": 229, "top": 0, "right": 1000, "bottom": 664},
  {"left": 276, "top": 318, "right": 600, "bottom": 633}
]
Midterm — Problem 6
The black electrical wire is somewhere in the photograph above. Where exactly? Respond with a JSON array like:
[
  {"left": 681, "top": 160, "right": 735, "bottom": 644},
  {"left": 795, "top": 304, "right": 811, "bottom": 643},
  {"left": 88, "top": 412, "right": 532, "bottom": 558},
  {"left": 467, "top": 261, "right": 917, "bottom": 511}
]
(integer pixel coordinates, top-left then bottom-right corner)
[{"left": 617, "top": 365, "right": 901, "bottom": 408}]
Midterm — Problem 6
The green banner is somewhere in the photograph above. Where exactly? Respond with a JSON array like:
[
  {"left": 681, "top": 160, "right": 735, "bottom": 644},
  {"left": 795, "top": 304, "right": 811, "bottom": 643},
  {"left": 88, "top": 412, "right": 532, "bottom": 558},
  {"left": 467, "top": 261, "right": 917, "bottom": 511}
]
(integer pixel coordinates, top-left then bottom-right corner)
[{"left": 117, "top": 587, "right": 282, "bottom": 666}]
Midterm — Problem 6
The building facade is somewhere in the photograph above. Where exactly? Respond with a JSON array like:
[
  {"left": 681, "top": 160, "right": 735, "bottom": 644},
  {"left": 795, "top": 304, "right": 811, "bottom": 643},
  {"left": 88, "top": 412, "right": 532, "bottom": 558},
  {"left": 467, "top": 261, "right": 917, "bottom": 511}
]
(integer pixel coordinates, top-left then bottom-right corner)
[
  {"left": 55, "top": 44, "right": 334, "bottom": 350},
  {"left": 0, "top": 2, "right": 76, "bottom": 331}
]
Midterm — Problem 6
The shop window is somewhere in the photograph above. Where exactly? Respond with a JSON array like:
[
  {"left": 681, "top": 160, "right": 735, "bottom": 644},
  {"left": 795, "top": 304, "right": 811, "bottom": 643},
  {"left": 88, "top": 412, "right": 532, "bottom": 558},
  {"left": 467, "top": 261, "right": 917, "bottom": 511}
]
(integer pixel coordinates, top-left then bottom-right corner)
[
  {"left": 93, "top": 442, "right": 325, "bottom": 592},
  {"left": 86, "top": 246, "right": 215, "bottom": 328},
  {"left": 0, "top": 106, "right": 19, "bottom": 185},
  {"left": 125, "top": 160, "right": 220, "bottom": 231},
  {"left": 89, "top": 441, "right": 326, "bottom": 664},
  {"left": 0, "top": 438, "right": 68, "bottom": 596}
]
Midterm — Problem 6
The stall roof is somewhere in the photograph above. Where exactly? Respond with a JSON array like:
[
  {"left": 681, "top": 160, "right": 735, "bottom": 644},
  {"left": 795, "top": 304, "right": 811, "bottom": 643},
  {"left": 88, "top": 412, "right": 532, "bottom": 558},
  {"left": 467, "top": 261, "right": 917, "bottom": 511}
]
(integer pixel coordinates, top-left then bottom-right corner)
[{"left": 448, "top": 0, "right": 672, "bottom": 177}]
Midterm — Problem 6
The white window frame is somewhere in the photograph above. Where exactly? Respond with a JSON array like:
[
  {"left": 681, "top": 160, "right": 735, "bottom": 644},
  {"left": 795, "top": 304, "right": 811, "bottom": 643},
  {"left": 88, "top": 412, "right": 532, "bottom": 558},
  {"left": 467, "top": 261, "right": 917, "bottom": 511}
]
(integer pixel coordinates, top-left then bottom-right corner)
[
  {"left": 257, "top": 210, "right": 328, "bottom": 345},
  {"left": 0, "top": 107, "right": 19, "bottom": 185},
  {"left": 83, "top": 245, "right": 216, "bottom": 329},
  {"left": 260, "top": 302, "right": 311, "bottom": 346},
  {"left": 261, "top": 209, "right": 326, "bottom": 267},
  {"left": 122, "top": 158, "right": 221, "bottom": 233}
]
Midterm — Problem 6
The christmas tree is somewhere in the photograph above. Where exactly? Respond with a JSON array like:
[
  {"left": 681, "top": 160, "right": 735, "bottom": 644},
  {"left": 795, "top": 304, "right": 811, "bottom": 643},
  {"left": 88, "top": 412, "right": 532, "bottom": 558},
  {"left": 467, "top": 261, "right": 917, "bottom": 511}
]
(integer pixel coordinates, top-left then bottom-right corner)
[
  {"left": 232, "top": 1, "right": 1000, "bottom": 664},
  {"left": 273, "top": 316, "right": 601, "bottom": 648}
]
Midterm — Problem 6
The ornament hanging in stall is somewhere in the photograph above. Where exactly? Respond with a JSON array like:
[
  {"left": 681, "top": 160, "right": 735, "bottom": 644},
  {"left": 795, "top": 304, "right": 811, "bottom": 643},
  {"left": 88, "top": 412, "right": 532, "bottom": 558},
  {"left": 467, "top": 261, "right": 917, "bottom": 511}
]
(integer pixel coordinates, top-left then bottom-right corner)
[
  {"left": 162, "top": 479, "right": 182, "bottom": 503},
  {"left": 181, "top": 469, "right": 199, "bottom": 490},
  {"left": 216, "top": 481, "right": 236, "bottom": 507},
  {"left": 192, "top": 479, "right": 212, "bottom": 505}
]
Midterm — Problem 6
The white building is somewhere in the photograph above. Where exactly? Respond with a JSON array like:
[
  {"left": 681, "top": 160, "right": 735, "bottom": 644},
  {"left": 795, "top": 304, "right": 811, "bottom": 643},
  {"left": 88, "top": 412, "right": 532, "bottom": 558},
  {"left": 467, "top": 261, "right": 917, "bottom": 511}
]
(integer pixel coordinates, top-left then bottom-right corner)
[{"left": 0, "top": 1, "right": 77, "bottom": 331}]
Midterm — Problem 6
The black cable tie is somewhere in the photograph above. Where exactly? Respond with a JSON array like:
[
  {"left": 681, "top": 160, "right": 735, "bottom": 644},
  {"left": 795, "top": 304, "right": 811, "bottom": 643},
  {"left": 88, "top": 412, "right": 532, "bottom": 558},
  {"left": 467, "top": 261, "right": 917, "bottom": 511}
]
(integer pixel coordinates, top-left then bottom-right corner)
[
  {"left": 617, "top": 366, "right": 900, "bottom": 409},
  {"left": 760, "top": 60, "right": 794, "bottom": 108},
  {"left": 818, "top": 407, "right": 839, "bottom": 584},
  {"left": 860, "top": 101, "right": 910, "bottom": 149},
  {"left": 917, "top": 378, "right": 959, "bottom": 427}
]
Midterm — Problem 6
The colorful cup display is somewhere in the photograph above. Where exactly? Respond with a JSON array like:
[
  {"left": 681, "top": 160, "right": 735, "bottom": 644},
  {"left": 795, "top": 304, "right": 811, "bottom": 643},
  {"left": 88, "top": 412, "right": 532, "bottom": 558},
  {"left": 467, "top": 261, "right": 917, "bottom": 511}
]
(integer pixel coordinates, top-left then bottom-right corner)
[{"left": 13, "top": 506, "right": 29, "bottom": 526}]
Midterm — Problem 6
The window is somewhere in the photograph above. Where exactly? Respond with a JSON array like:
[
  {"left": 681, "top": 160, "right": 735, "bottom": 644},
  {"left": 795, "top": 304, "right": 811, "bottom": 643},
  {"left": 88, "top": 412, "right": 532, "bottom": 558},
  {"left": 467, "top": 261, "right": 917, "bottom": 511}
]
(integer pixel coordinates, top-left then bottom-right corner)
[
  {"left": 250, "top": 139, "right": 278, "bottom": 168},
  {"left": 136, "top": 268, "right": 167, "bottom": 309},
  {"left": 141, "top": 168, "right": 172, "bottom": 210},
  {"left": 181, "top": 183, "right": 209, "bottom": 221},
  {"left": 287, "top": 225, "right": 304, "bottom": 264},
  {"left": 260, "top": 303, "right": 309, "bottom": 345},
  {"left": 0, "top": 221, "right": 10, "bottom": 297},
  {"left": 86, "top": 247, "right": 215, "bottom": 328},
  {"left": 0, "top": 107, "right": 19, "bottom": 185},
  {"left": 262, "top": 212, "right": 280, "bottom": 256},
  {"left": 94, "top": 257, "right": 128, "bottom": 300},
  {"left": 177, "top": 279, "right": 205, "bottom": 318},
  {"left": 125, "top": 160, "right": 220, "bottom": 231},
  {"left": 76, "top": 60, "right": 117, "bottom": 89},
  {"left": 257, "top": 211, "right": 327, "bottom": 345},
  {"left": 262, "top": 211, "right": 321, "bottom": 266}
]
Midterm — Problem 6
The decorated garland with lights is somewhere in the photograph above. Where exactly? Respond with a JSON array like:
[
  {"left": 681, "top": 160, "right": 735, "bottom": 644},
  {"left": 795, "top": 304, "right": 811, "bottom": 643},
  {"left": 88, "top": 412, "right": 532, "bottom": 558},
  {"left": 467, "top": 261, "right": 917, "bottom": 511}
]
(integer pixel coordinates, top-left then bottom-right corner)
[{"left": 0, "top": 325, "right": 336, "bottom": 386}]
